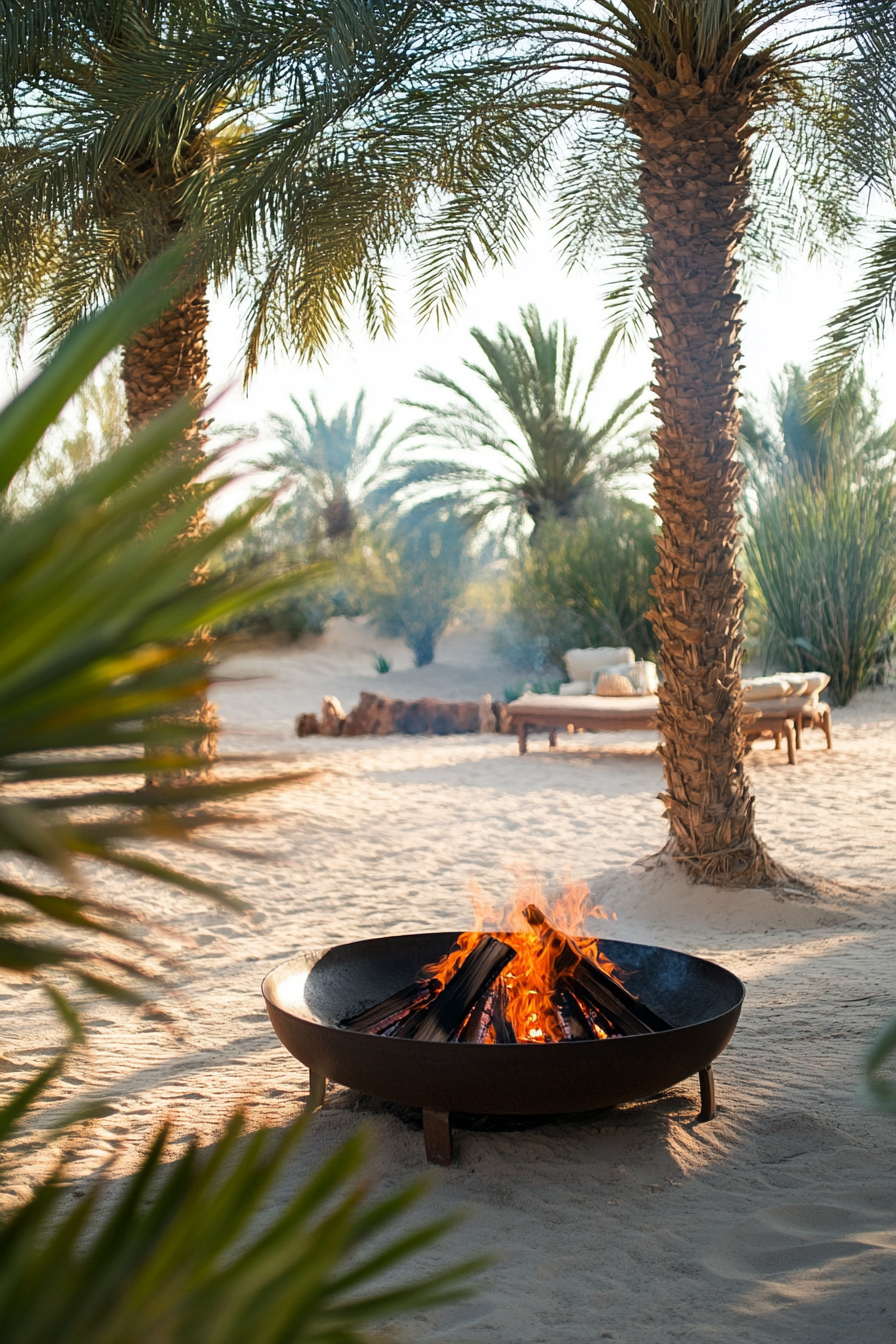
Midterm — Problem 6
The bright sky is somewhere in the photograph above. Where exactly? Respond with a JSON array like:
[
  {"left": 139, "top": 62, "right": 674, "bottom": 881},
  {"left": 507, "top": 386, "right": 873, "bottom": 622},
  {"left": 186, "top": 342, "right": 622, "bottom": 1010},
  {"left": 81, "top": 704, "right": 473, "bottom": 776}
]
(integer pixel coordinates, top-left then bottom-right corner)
[
  {"left": 203, "top": 208, "right": 894, "bottom": 505},
  {"left": 4, "top": 206, "right": 893, "bottom": 507}
]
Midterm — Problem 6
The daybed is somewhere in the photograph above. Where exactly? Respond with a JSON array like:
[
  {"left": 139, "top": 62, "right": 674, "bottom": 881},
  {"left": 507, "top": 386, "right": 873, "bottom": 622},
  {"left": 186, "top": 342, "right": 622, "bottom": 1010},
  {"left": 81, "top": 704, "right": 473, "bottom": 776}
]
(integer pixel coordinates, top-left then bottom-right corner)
[{"left": 507, "top": 650, "right": 833, "bottom": 764}]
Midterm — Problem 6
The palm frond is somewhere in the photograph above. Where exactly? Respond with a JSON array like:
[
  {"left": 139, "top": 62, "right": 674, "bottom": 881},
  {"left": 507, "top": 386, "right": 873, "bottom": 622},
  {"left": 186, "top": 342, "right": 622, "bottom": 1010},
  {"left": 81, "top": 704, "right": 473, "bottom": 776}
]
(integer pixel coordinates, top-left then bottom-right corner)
[
  {"left": 0, "top": 256, "right": 321, "bottom": 1027},
  {"left": 0, "top": 1112, "right": 488, "bottom": 1344}
]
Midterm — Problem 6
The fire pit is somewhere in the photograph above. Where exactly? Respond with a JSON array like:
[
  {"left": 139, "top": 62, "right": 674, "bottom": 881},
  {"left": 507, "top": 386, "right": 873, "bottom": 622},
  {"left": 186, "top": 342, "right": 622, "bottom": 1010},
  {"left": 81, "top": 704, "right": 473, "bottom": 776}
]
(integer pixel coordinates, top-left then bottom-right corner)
[{"left": 262, "top": 907, "right": 744, "bottom": 1165}]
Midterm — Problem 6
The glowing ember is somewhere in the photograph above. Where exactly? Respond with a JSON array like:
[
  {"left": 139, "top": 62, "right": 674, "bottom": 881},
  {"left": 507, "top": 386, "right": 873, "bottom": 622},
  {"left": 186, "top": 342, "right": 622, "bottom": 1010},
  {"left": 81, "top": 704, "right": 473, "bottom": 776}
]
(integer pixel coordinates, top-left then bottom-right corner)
[{"left": 420, "top": 875, "right": 625, "bottom": 1044}]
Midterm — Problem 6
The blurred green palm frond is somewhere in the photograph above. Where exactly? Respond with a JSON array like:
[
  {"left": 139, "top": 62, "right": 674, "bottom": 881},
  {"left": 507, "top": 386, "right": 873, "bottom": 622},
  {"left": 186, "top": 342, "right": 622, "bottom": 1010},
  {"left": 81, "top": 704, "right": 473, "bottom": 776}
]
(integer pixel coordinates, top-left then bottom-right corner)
[
  {"left": 0, "top": 1111, "right": 487, "bottom": 1344},
  {"left": 0, "top": 253, "right": 321, "bottom": 1025}
]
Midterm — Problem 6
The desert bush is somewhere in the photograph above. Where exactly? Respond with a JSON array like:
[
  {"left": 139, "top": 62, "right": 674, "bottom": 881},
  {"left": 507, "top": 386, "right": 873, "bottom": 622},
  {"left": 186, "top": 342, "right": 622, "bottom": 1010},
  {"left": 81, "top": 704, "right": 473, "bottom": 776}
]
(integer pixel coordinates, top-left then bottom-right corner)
[
  {"left": 499, "top": 499, "right": 658, "bottom": 671},
  {"left": 355, "top": 507, "right": 472, "bottom": 666},
  {"left": 744, "top": 471, "right": 896, "bottom": 705},
  {"left": 214, "top": 495, "right": 362, "bottom": 642}
]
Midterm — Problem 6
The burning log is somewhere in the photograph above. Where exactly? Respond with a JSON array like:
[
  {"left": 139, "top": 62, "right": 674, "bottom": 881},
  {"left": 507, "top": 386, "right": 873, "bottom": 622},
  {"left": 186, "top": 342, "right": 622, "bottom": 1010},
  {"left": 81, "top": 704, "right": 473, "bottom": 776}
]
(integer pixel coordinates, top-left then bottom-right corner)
[
  {"left": 522, "top": 905, "right": 670, "bottom": 1035},
  {"left": 459, "top": 979, "right": 518, "bottom": 1043},
  {"left": 563, "top": 984, "right": 621, "bottom": 1039},
  {"left": 340, "top": 979, "right": 438, "bottom": 1035},
  {"left": 402, "top": 936, "right": 517, "bottom": 1043},
  {"left": 555, "top": 986, "right": 600, "bottom": 1040}
]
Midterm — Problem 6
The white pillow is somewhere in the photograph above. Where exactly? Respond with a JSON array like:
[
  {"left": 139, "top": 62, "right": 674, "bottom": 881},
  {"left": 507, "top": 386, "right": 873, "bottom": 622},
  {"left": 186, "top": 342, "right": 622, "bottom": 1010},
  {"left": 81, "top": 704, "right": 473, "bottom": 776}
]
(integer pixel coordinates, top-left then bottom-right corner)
[
  {"left": 742, "top": 676, "right": 791, "bottom": 702},
  {"left": 799, "top": 671, "right": 830, "bottom": 695},
  {"left": 565, "top": 647, "right": 635, "bottom": 681},
  {"left": 559, "top": 680, "right": 590, "bottom": 696},
  {"left": 769, "top": 672, "right": 809, "bottom": 696}
]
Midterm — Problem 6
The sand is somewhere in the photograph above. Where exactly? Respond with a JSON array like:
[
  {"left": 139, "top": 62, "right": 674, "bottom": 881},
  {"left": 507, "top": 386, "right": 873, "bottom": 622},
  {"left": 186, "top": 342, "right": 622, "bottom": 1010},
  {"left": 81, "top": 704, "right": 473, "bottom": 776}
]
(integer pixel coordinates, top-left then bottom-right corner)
[{"left": 3, "top": 615, "right": 896, "bottom": 1343}]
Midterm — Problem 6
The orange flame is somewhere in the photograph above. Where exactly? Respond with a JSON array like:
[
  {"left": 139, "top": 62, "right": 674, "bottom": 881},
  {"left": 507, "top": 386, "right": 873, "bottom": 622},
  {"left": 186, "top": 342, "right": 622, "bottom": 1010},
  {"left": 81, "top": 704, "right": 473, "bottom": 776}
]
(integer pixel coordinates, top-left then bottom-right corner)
[{"left": 421, "top": 872, "right": 621, "bottom": 1044}]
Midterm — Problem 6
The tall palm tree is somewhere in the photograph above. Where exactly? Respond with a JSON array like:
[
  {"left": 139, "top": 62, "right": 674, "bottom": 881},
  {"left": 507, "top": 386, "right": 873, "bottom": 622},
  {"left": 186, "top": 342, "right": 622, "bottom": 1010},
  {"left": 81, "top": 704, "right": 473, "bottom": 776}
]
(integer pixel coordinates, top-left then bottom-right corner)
[
  {"left": 265, "top": 392, "right": 393, "bottom": 545},
  {"left": 0, "top": 0, "right": 430, "bottom": 768},
  {"left": 395, "top": 2, "right": 867, "bottom": 884},
  {"left": 389, "top": 307, "right": 647, "bottom": 532}
]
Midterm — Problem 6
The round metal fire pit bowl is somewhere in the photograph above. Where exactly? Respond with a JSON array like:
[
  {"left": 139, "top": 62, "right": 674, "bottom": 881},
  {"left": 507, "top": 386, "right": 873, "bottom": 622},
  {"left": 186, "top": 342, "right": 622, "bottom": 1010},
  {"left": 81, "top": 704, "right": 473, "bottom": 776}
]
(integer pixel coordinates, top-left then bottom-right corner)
[{"left": 262, "top": 932, "right": 744, "bottom": 1164}]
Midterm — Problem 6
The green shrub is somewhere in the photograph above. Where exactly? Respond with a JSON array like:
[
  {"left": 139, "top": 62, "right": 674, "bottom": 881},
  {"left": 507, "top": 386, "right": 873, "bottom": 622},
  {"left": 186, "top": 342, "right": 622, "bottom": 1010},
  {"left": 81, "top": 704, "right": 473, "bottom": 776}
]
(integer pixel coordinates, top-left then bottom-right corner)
[
  {"left": 355, "top": 508, "right": 471, "bottom": 666},
  {"left": 745, "top": 472, "right": 896, "bottom": 705},
  {"left": 500, "top": 498, "right": 658, "bottom": 671}
]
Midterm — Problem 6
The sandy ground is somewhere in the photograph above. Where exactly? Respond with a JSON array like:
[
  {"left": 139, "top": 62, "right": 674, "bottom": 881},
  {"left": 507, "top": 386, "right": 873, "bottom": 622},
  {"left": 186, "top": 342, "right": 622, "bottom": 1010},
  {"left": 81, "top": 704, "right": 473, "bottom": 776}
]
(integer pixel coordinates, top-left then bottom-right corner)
[{"left": 3, "top": 616, "right": 896, "bottom": 1343}]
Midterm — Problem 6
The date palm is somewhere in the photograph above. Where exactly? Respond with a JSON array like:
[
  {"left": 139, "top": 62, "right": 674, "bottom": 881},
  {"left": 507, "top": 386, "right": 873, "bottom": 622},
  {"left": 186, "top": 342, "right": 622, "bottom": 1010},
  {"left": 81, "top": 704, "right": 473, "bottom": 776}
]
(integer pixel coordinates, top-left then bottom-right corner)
[
  {"left": 399, "top": 1, "right": 868, "bottom": 884},
  {"left": 265, "top": 392, "right": 393, "bottom": 546},
  {"left": 0, "top": 0, "right": 429, "bottom": 768},
  {"left": 390, "top": 307, "right": 647, "bottom": 533}
]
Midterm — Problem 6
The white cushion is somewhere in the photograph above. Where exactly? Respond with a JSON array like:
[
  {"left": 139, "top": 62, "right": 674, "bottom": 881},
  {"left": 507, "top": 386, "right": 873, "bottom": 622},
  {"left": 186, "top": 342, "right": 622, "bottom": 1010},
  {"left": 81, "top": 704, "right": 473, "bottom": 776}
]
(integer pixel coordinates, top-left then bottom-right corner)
[
  {"left": 745, "top": 693, "right": 819, "bottom": 715},
  {"left": 512, "top": 693, "right": 659, "bottom": 715},
  {"left": 564, "top": 647, "right": 635, "bottom": 681},
  {"left": 742, "top": 676, "right": 791, "bottom": 702},
  {"left": 559, "top": 680, "right": 590, "bottom": 696}
]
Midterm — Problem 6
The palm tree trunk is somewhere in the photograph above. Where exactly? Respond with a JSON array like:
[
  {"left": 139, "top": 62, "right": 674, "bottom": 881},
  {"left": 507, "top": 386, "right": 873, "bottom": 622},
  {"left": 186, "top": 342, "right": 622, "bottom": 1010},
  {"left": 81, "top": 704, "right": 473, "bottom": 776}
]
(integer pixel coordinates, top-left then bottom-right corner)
[
  {"left": 121, "top": 278, "right": 219, "bottom": 778},
  {"left": 626, "top": 52, "right": 778, "bottom": 885}
]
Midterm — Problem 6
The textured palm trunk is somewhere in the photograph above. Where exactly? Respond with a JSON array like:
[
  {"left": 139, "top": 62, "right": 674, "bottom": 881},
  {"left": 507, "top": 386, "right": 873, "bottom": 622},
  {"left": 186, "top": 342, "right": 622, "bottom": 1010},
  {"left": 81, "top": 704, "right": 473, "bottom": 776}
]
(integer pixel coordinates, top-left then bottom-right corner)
[
  {"left": 121, "top": 278, "right": 219, "bottom": 778},
  {"left": 625, "top": 52, "right": 778, "bottom": 884}
]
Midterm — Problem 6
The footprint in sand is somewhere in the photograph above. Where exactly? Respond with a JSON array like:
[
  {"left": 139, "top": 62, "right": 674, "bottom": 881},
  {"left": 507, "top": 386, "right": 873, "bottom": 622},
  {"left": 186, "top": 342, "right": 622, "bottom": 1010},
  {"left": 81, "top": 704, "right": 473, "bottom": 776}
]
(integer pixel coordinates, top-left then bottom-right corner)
[{"left": 704, "top": 1200, "right": 896, "bottom": 1283}]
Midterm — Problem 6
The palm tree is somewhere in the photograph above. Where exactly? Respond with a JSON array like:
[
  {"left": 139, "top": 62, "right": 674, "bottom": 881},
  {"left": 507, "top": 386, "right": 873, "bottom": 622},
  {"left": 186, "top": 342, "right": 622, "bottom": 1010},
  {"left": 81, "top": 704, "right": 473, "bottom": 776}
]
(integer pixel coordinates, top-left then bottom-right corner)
[
  {"left": 265, "top": 392, "right": 393, "bottom": 546},
  {"left": 389, "top": 307, "right": 647, "bottom": 532},
  {"left": 0, "top": 0, "right": 430, "bottom": 767},
  {"left": 396, "top": 2, "right": 869, "bottom": 884}
]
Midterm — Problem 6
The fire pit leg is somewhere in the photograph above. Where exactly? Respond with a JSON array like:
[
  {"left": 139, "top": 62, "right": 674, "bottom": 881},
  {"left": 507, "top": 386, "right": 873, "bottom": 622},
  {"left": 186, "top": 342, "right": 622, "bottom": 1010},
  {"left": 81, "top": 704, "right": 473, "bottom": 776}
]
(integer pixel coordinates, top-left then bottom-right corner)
[
  {"left": 696, "top": 1065, "right": 716, "bottom": 1122},
  {"left": 305, "top": 1070, "right": 327, "bottom": 1114},
  {"left": 422, "top": 1109, "right": 453, "bottom": 1166},
  {"left": 518, "top": 723, "right": 528, "bottom": 755}
]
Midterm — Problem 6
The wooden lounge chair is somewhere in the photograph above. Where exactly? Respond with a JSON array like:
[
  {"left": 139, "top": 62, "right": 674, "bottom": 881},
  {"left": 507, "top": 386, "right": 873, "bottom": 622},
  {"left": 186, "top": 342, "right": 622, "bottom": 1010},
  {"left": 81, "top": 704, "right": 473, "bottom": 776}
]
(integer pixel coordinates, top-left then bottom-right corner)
[
  {"left": 508, "top": 691, "right": 833, "bottom": 764},
  {"left": 506, "top": 694, "right": 659, "bottom": 754},
  {"left": 743, "top": 700, "right": 833, "bottom": 765}
]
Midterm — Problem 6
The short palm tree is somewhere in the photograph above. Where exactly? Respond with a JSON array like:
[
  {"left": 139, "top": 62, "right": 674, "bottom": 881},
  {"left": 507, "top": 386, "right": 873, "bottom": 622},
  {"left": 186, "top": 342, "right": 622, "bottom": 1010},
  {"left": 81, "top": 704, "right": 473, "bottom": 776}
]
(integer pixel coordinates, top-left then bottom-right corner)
[
  {"left": 390, "top": 307, "right": 647, "bottom": 533},
  {"left": 265, "top": 392, "right": 393, "bottom": 546},
  {"left": 396, "top": 1, "right": 870, "bottom": 884}
]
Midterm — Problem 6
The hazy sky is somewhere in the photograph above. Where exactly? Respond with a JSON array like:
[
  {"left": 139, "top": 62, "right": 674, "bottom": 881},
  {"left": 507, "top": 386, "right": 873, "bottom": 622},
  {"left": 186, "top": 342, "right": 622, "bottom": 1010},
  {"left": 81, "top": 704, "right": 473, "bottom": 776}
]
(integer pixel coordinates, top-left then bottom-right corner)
[
  {"left": 5, "top": 205, "right": 893, "bottom": 505},
  {"left": 204, "top": 208, "right": 894, "bottom": 497}
]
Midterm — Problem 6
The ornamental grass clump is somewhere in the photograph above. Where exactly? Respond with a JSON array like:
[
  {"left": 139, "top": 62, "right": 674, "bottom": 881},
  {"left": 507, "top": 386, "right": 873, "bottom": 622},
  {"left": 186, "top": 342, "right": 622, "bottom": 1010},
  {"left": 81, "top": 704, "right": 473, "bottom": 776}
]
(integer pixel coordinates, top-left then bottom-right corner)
[{"left": 745, "top": 472, "right": 896, "bottom": 706}]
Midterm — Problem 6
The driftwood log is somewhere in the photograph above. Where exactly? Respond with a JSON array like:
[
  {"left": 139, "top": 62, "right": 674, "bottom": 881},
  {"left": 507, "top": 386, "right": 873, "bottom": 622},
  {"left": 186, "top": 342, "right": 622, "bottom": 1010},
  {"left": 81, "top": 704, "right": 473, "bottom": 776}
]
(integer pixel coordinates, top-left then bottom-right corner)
[{"left": 296, "top": 691, "right": 515, "bottom": 737}]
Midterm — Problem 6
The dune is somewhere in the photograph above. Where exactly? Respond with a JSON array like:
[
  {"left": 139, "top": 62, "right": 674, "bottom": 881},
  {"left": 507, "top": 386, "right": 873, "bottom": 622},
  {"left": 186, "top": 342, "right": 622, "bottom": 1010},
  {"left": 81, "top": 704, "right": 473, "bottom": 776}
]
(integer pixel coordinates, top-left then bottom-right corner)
[{"left": 3, "top": 615, "right": 896, "bottom": 1343}]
